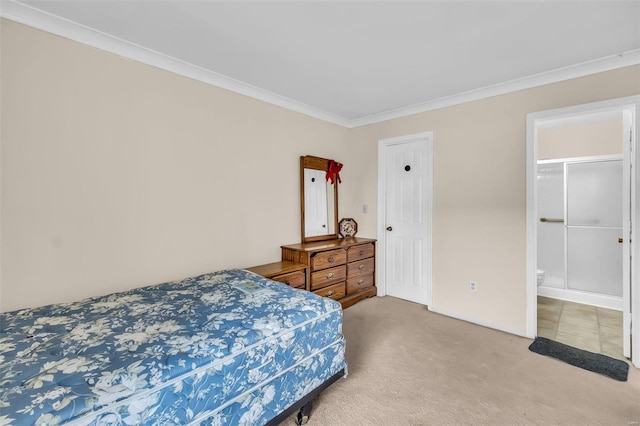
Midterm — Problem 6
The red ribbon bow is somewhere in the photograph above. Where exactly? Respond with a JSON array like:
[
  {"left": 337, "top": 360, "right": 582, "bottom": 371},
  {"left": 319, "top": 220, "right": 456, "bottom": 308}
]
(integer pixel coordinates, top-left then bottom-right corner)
[{"left": 326, "top": 160, "right": 343, "bottom": 184}]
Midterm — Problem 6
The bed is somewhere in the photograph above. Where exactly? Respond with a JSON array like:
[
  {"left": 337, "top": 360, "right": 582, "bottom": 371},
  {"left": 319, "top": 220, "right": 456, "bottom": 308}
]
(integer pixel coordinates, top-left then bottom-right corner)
[{"left": 0, "top": 269, "right": 347, "bottom": 425}]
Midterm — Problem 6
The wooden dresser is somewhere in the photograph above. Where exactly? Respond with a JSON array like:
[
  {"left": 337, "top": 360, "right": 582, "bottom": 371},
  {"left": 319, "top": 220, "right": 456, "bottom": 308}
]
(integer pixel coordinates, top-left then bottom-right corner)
[
  {"left": 246, "top": 260, "right": 307, "bottom": 289},
  {"left": 281, "top": 237, "right": 376, "bottom": 308}
]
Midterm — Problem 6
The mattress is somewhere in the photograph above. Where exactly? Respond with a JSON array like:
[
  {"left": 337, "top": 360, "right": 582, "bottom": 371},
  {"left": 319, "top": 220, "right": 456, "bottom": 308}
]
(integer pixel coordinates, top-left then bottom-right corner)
[{"left": 0, "top": 269, "right": 347, "bottom": 425}]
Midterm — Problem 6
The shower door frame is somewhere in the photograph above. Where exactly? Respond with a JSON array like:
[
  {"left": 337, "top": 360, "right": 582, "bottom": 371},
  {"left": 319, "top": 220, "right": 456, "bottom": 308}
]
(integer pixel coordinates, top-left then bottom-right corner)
[
  {"left": 536, "top": 155, "right": 625, "bottom": 309},
  {"left": 526, "top": 96, "right": 639, "bottom": 368}
]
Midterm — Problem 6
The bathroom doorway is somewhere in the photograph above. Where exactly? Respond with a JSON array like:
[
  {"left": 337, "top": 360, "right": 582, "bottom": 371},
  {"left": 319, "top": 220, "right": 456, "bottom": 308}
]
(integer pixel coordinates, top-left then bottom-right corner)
[
  {"left": 537, "top": 156, "right": 624, "bottom": 310},
  {"left": 525, "top": 96, "right": 640, "bottom": 368},
  {"left": 537, "top": 155, "right": 624, "bottom": 359}
]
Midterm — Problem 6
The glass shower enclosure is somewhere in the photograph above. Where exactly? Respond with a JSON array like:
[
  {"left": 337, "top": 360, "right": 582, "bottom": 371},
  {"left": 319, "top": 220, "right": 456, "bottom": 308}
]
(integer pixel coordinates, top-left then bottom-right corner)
[
  {"left": 537, "top": 156, "right": 623, "bottom": 306},
  {"left": 566, "top": 159, "right": 623, "bottom": 297}
]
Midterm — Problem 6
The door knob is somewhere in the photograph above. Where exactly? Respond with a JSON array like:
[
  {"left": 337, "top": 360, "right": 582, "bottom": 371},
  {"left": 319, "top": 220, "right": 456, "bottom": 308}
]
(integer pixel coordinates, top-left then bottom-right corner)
[{"left": 386, "top": 226, "right": 393, "bottom": 231}]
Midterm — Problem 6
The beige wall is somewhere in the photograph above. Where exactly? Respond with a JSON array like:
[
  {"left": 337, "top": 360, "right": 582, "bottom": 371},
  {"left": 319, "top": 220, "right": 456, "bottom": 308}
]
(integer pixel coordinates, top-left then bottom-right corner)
[
  {"left": 538, "top": 119, "right": 623, "bottom": 160},
  {"left": 2, "top": 19, "right": 639, "bottom": 337},
  {"left": 0, "top": 20, "right": 349, "bottom": 311},
  {"left": 343, "top": 65, "right": 640, "bottom": 334}
]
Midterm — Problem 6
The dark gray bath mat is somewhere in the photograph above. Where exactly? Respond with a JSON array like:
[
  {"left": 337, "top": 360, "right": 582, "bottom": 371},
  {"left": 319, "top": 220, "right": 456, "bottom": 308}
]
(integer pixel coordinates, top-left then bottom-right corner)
[{"left": 529, "top": 337, "right": 628, "bottom": 381}]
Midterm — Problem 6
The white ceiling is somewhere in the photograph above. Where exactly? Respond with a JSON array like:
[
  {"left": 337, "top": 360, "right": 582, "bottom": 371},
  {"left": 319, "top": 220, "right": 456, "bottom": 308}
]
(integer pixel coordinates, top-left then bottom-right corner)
[{"left": 4, "top": 1, "right": 640, "bottom": 127}]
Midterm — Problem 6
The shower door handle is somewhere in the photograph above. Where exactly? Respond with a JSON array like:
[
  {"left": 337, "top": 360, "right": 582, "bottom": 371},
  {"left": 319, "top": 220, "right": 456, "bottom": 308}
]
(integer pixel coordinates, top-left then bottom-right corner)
[{"left": 540, "top": 217, "right": 564, "bottom": 223}]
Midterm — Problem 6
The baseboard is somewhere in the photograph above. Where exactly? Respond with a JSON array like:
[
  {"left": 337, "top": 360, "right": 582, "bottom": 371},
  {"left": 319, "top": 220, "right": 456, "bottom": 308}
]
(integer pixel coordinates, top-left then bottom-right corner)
[{"left": 428, "top": 305, "right": 529, "bottom": 338}]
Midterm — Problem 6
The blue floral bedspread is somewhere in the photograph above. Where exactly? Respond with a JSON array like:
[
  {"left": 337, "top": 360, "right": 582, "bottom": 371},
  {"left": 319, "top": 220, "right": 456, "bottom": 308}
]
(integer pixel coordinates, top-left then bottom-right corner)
[{"left": 0, "top": 269, "right": 347, "bottom": 425}]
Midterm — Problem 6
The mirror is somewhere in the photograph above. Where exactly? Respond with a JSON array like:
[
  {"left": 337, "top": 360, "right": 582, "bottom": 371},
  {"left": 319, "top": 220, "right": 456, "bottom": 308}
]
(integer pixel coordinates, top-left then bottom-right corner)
[{"left": 300, "top": 155, "right": 339, "bottom": 243}]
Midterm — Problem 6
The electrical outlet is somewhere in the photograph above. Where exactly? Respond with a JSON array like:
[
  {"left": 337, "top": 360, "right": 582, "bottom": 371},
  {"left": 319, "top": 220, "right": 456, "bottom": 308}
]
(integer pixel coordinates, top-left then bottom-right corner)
[
  {"left": 363, "top": 204, "right": 368, "bottom": 214},
  {"left": 470, "top": 281, "right": 477, "bottom": 292}
]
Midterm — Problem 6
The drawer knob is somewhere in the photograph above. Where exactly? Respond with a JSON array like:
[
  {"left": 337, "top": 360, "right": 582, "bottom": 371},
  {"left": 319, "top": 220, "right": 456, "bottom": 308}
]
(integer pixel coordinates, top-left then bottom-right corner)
[
  {"left": 359, "top": 250, "right": 365, "bottom": 256},
  {"left": 327, "top": 272, "right": 334, "bottom": 279},
  {"left": 359, "top": 264, "right": 365, "bottom": 270},
  {"left": 328, "top": 255, "right": 335, "bottom": 263},
  {"left": 326, "top": 290, "right": 334, "bottom": 296},
  {"left": 358, "top": 279, "right": 364, "bottom": 285}
]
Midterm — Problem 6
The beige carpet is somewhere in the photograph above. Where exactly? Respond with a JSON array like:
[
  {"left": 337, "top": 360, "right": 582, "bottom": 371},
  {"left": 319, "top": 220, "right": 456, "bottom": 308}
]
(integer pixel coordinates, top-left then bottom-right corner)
[{"left": 282, "top": 296, "right": 640, "bottom": 425}]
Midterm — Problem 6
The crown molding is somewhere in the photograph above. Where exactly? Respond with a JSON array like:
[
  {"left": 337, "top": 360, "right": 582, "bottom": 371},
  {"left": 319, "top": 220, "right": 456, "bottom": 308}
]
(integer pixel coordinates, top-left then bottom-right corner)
[
  {"left": 348, "top": 49, "right": 640, "bottom": 128},
  {"left": 0, "top": 1, "right": 351, "bottom": 128},
  {"left": 2, "top": 0, "right": 639, "bottom": 130}
]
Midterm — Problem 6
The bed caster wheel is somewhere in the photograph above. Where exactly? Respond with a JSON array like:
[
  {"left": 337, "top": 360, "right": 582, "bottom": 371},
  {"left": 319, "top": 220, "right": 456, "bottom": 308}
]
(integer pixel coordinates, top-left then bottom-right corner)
[
  {"left": 296, "top": 401, "right": 312, "bottom": 425},
  {"left": 296, "top": 412, "right": 309, "bottom": 425}
]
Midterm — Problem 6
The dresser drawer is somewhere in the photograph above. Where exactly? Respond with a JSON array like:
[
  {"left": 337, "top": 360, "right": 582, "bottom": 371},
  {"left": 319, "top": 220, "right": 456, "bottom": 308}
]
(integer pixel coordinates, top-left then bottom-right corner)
[
  {"left": 272, "top": 270, "right": 305, "bottom": 289},
  {"left": 311, "top": 249, "right": 347, "bottom": 271},
  {"left": 346, "top": 274, "right": 374, "bottom": 294},
  {"left": 310, "top": 265, "right": 346, "bottom": 290},
  {"left": 347, "top": 257, "right": 375, "bottom": 278},
  {"left": 313, "top": 282, "right": 346, "bottom": 300},
  {"left": 347, "top": 243, "right": 375, "bottom": 263},
  {"left": 280, "top": 237, "right": 377, "bottom": 308}
]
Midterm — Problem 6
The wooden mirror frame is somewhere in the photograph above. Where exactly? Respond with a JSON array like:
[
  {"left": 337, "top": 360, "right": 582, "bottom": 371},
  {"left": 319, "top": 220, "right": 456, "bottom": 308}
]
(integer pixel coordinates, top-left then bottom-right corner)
[{"left": 300, "top": 155, "right": 339, "bottom": 243}]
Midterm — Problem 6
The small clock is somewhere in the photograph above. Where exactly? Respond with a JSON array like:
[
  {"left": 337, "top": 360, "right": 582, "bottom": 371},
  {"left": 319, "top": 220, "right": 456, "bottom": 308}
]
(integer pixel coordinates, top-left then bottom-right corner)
[{"left": 338, "top": 218, "right": 358, "bottom": 238}]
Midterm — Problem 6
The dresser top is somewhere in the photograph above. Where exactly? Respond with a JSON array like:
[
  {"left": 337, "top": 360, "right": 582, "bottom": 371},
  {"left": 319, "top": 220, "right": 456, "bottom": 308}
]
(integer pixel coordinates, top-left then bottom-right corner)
[
  {"left": 282, "top": 237, "right": 376, "bottom": 252},
  {"left": 246, "top": 260, "right": 307, "bottom": 278}
]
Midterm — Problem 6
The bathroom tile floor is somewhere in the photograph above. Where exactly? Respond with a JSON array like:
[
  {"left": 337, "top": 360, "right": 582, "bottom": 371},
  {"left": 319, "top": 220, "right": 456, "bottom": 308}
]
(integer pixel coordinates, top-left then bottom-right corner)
[{"left": 537, "top": 296, "right": 626, "bottom": 361}]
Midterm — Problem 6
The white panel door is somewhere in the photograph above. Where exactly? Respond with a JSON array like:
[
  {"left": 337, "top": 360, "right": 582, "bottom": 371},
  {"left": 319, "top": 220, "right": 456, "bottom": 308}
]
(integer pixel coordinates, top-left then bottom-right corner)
[{"left": 384, "top": 138, "right": 431, "bottom": 305}]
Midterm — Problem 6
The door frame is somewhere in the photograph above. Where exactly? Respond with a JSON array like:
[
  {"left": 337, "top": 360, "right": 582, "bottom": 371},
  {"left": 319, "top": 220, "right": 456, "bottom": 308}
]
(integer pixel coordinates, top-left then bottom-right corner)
[
  {"left": 377, "top": 131, "right": 433, "bottom": 307},
  {"left": 525, "top": 96, "right": 640, "bottom": 368}
]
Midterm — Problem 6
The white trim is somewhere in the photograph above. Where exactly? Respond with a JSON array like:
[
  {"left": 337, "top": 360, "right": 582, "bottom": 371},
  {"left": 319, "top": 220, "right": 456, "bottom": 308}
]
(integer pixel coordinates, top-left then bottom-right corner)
[
  {"left": 537, "top": 286, "right": 623, "bottom": 311},
  {"left": 0, "top": 1, "right": 351, "bottom": 128},
  {"left": 376, "top": 143, "right": 388, "bottom": 297},
  {"left": 377, "top": 132, "right": 433, "bottom": 307},
  {"left": 2, "top": 1, "right": 639, "bottom": 129},
  {"left": 349, "top": 50, "right": 640, "bottom": 128},
  {"left": 537, "top": 109, "right": 624, "bottom": 131},
  {"left": 622, "top": 108, "right": 633, "bottom": 359},
  {"left": 526, "top": 112, "right": 539, "bottom": 339},
  {"left": 632, "top": 101, "right": 639, "bottom": 368},
  {"left": 538, "top": 154, "right": 623, "bottom": 164},
  {"left": 526, "top": 96, "right": 640, "bottom": 368},
  {"left": 429, "top": 305, "right": 528, "bottom": 338}
]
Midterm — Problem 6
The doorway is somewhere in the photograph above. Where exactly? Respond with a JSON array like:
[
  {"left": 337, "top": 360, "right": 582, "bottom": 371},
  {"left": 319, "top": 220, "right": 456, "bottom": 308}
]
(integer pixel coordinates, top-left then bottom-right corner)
[
  {"left": 537, "top": 155, "right": 624, "bottom": 310},
  {"left": 526, "top": 96, "right": 640, "bottom": 368},
  {"left": 537, "top": 155, "right": 625, "bottom": 359},
  {"left": 377, "top": 132, "right": 433, "bottom": 306}
]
